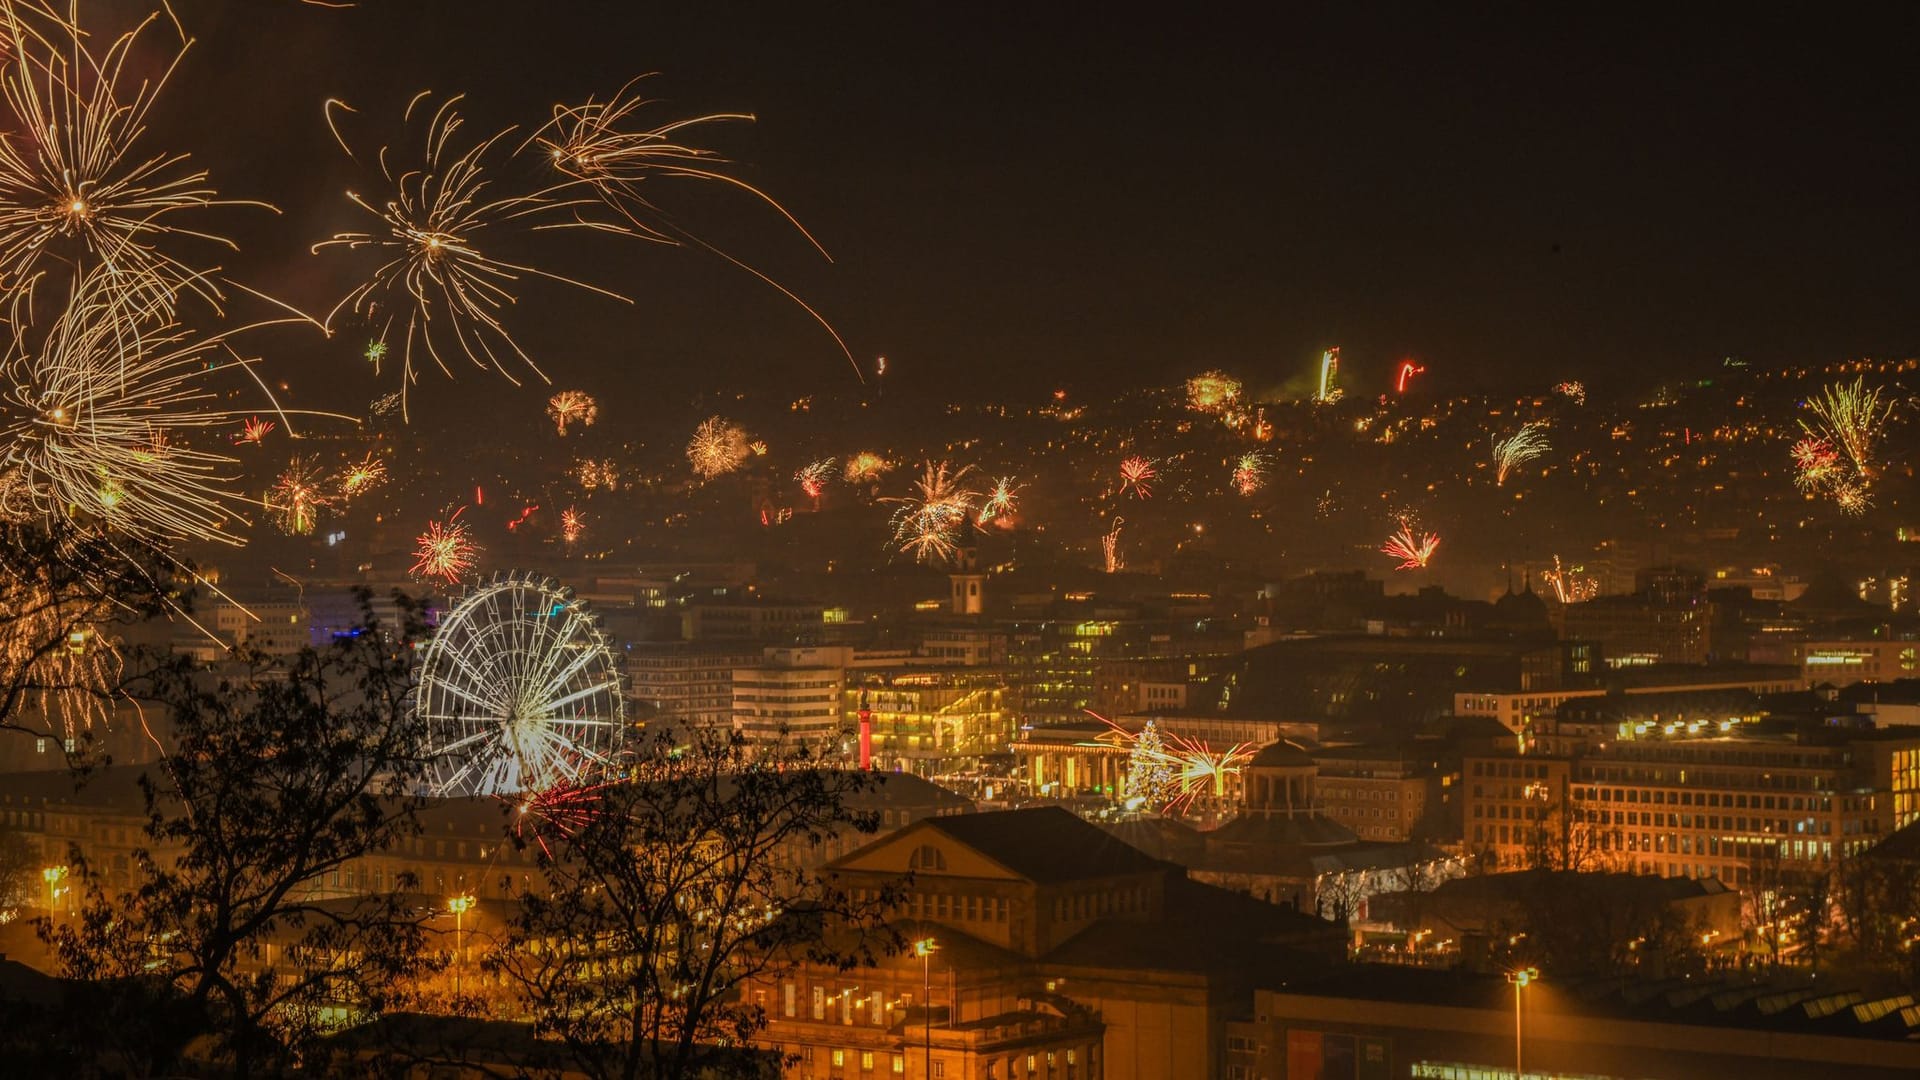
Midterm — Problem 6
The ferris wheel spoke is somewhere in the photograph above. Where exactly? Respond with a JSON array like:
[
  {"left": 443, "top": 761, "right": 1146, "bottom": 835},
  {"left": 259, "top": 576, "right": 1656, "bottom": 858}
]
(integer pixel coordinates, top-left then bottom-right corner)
[
  {"left": 429, "top": 674, "right": 507, "bottom": 716},
  {"left": 436, "top": 646, "right": 510, "bottom": 709},
  {"left": 543, "top": 678, "right": 622, "bottom": 714},
  {"left": 429, "top": 726, "right": 499, "bottom": 758},
  {"left": 534, "top": 640, "right": 609, "bottom": 702}
]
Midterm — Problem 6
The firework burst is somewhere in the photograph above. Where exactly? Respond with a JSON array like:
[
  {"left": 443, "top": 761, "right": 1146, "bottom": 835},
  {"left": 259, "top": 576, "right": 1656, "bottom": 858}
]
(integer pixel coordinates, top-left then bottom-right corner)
[
  {"left": 885, "top": 461, "right": 978, "bottom": 565},
  {"left": 1553, "top": 380, "right": 1587, "bottom": 405},
  {"left": 508, "top": 777, "right": 617, "bottom": 860},
  {"left": 686, "top": 415, "right": 750, "bottom": 480},
  {"left": 1118, "top": 456, "right": 1156, "bottom": 499},
  {"left": 560, "top": 505, "right": 584, "bottom": 544},
  {"left": 1092, "top": 712, "right": 1255, "bottom": 815},
  {"left": 1381, "top": 515, "right": 1440, "bottom": 570},
  {"left": 411, "top": 513, "right": 479, "bottom": 584},
  {"left": 1491, "top": 422, "right": 1550, "bottom": 486},
  {"left": 337, "top": 452, "right": 386, "bottom": 499},
  {"left": 547, "top": 389, "right": 598, "bottom": 434},
  {"left": 0, "top": 3, "right": 270, "bottom": 309},
  {"left": 530, "top": 77, "right": 858, "bottom": 378},
  {"left": 1803, "top": 377, "right": 1890, "bottom": 477},
  {"left": 315, "top": 92, "right": 628, "bottom": 412},
  {"left": 234, "top": 416, "right": 274, "bottom": 445},
  {"left": 1231, "top": 452, "right": 1265, "bottom": 496},
  {"left": 795, "top": 457, "right": 834, "bottom": 501},
  {"left": 1789, "top": 435, "right": 1842, "bottom": 493},
  {"left": 1185, "top": 370, "right": 1242, "bottom": 414},
  {"left": 0, "top": 268, "right": 264, "bottom": 545},
  {"left": 843, "top": 450, "right": 890, "bottom": 486},
  {"left": 266, "top": 456, "right": 329, "bottom": 536},
  {"left": 975, "top": 476, "right": 1019, "bottom": 526}
]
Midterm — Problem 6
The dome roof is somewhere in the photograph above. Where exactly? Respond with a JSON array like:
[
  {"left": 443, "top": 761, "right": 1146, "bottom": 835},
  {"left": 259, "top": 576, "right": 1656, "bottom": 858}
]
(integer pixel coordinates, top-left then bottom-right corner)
[
  {"left": 1493, "top": 584, "right": 1550, "bottom": 626},
  {"left": 1249, "top": 740, "right": 1316, "bottom": 769}
]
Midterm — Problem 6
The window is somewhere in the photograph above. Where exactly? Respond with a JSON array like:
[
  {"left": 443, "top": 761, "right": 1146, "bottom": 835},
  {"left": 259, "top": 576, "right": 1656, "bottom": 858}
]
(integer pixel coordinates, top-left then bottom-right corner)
[
  {"left": 909, "top": 845, "right": 947, "bottom": 872},
  {"left": 861, "top": 1051, "right": 875, "bottom": 1071},
  {"left": 892, "top": 1055, "right": 906, "bottom": 1074},
  {"left": 782, "top": 982, "right": 796, "bottom": 1018},
  {"left": 811, "top": 986, "right": 825, "bottom": 1020},
  {"left": 832, "top": 1050, "right": 846, "bottom": 1067}
]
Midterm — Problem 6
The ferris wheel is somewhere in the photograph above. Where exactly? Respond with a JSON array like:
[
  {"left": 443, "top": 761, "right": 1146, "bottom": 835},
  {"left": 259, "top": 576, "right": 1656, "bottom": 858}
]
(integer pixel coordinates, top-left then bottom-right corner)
[{"left": 416, "top": 572, "right": 627, "bottom": 796}]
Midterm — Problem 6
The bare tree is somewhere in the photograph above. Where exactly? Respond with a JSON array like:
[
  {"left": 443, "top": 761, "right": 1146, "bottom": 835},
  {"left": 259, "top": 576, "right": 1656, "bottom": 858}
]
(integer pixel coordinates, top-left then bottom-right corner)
[
  {"left": 1521, "top": 799, "right": 1620, "bottom": 872},
  {"left": 38, "top": 593, "right": 435, "bottom": 1078},
  {"left": 488, "top": 728, "right": 900, "bottom": 1080}
]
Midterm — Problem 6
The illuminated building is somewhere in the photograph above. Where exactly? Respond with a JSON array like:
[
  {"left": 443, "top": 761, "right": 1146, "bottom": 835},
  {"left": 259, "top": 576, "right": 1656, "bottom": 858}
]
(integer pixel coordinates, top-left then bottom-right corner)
[
  {"left": 1554, "top": 568, "right": 1712, "bottom": 667},
  {"left": 1012, "top": 715, "right": 1298, "bottom": 804},
  {"left": 840, "top": 669, "right": 1012, "bottom": 780},
  {"left": 625, "top": 642, "right": 761, "bottom": 733},
  {"left": 733, "top": 646, "right": 851, "bottom": 746},
  {"left": 1798, "top": 638, "right": 1920, "bottom": 688},
  {"left": 1452, "top": 666, "right": 1801, "bottom": 735},
  {"left": 1463, "top": 725, "right": 1920, "bottom": 882},
  {"left": 759, "top": 807, "right": 1342, "bottom": 1080},
  {"left": 1310, "top": 744, "right": 1439, "bottom": 842}
]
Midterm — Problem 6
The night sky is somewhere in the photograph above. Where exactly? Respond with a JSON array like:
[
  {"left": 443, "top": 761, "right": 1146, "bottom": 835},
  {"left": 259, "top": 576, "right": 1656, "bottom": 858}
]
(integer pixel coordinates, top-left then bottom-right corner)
[{"left": 138, "top": 2, "right": 1920, "bottom": 413}]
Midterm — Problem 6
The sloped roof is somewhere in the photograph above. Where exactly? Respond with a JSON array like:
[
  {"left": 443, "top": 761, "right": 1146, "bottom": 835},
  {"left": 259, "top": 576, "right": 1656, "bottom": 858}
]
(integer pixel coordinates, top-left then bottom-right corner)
[
  {"left": 922, "top": 807, "right": 1169, "bottom": 884},
  {"left": 1866, "top": 817, "right": 1920, "bottom": 862}
]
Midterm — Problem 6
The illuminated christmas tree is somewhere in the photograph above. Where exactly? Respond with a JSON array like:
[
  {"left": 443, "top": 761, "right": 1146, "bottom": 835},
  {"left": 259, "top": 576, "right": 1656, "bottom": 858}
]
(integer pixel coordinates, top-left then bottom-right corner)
[{"left": 1124, "top": 720, "right": 1174, "bottom": 810}]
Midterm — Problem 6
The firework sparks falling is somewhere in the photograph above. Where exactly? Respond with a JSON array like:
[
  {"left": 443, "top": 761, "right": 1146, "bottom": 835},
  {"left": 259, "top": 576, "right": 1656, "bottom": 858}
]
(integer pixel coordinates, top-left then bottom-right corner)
[
  {"left": 235, "top": 416, "right": 274, "bottom": 445},
  {"left": 337, "top": 452, "right": 385, "bottom": 498},
  {"left": 1381, "top": 515, "right": 1440, "bottom": 570},
  {"left": 975, "top": 476, "right": 1020, "bottom": 526},
  {"left": 1491, "top": 422, "right": 1550, "bottom": 486},
  {"left": 0, "top": 4, "right": 270, "bottom": 309},
  {"left": 315, "top": 92, "right": 629, "bottom": 412},
  {"left": 1185, "top": 370, "right": 1242, "bottom": 414},
  {"left": 843, "top": 451, "right": 890, "bottom": 486},
  {"left": 1315, "top": 347, "right": 1341, "bottom": 403},
  {"left": 1554, "top": 380, "right": 1587, "bottom": 405},
  {"left": 411, "top": 512, "right": 480, "bottom": 584},
  {"left": 547, "top": 389, "right": 598, "bottom": 434},
  {"left": 560, "top": 505, "right": 584, "bottom": 544},
  {"left": 884, "top": 461, "right": 978, "bottom": 566},
  {"left": 686, "top": 415, "right": 750, "bottom": 480},
  {"left": 1102, "top": 517, "right": 1125, "bottom": 574},
  {"left": 267, "top": 456, "right": 329, "bottom": 536},
  {"left": 795, "top": 457, "right": 834, "bottom": 500},
  {"left": 575, "top": 458, "right": 618, "bottom": 491},
  {"left": 1118, "top": 456, "right": 1156, "bottom": 499},
  {"left": 1231, "top": 452, "right": 1265, "bottom": 496}
]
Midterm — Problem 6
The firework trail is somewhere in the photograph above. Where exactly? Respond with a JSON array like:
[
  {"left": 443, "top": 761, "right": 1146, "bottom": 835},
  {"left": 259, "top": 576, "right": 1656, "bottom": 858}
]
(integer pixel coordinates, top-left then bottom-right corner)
[
  {"left": 1102, "top": 517, "right": 1124, "bottom": 573},
  {"left": 0, "top": 267, "right": 283, "bottom": 546},
  {"left": 686, "top": 415, "right": 750, "bottom": 480},
  {"left": 0, "top": 2, "right": 272, "bottom": 311},
  {"left": 795, "top": 457, "right": 834, "bottom": 500},
  {"left": 529, "top": 76, "right": 858, "bottom": 379},
  {"left": 1491, "top": 422, "right": 1549, "bottom": 486},
  {"left": 975, "top": 476, "right": 1019, "bottom": 526},
  {"left": 265, "top": 456, "right": 329, "bottom": 535},
  {"left": 411, "top": 511, "right": 480, "bottom": 584},
  {"left": 1540, "top": 555, "right": 1598, "bottom": 604},
  {"left": 1118, "top": 456, "right": 1155, "bottom": 499},
  {"left": 560, "top": 505, "right": 584, "bottom": 544},
  {"left": 337, "top": 452, "right": 385, "bottom": 498},
  {"left": 1553, "top": 380, "right": 1586, "bottom": 405},
  {"left": 885, "top": 460, "right": 978, "bottom": 565},
  {"left": 1381, "top": 515, "right": 1440, "bottom": 570},
  {"left": 1185, "top": 370, "right": 1241, "bottom": 414},
  {"left": 508, "top": 777, "right": 617, "bottom": 860},
  {"left": 547, "top": 389, "right": 598, "bottom": 434},
  {"left": 315, "top": 92, "right": 629, "bottom": 414},
  {"left": 843, "top": 450, "right": 890, "bottom": 485},
  {"left": 1231, "top": 452, "right": 1265, "bottom": 496}
]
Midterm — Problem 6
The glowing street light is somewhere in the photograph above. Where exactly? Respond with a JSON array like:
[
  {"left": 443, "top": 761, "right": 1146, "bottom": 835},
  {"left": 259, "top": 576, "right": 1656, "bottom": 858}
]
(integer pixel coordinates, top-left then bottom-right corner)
[
  {"left": 1507, "top": 967, "right": 1538, "bottom": 1079},
  {"left": 449, "top": 894, "right": 475, "bottom": 995},
  {"left": 914, "top": 937, "right": 938, "bottom": 1077}
]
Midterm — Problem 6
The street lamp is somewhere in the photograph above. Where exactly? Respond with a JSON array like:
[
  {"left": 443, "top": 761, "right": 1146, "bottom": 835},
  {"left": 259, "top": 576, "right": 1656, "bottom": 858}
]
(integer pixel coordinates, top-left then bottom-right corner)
[
  {"left": 913, "top": 937, "right": 938, "bottom": 1078},
  {"left": 1506, "top": 967, "right": 1538, "bottom": 1079},
  {"left": 42, "top": 865, "right": 67, "bottom": 919},
  {"left": 448, "top": 894, "right": 475, "bottom": 995}
]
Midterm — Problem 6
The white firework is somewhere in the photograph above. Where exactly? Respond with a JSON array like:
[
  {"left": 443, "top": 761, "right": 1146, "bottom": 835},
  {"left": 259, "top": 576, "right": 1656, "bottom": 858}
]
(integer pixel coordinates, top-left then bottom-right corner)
[{"left": 415, "top": 572, "right": 626, "bottom": 796}]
